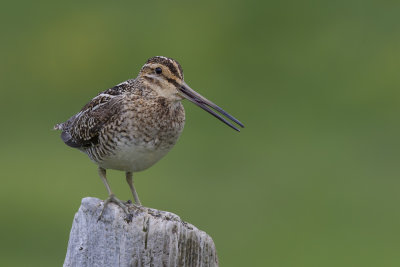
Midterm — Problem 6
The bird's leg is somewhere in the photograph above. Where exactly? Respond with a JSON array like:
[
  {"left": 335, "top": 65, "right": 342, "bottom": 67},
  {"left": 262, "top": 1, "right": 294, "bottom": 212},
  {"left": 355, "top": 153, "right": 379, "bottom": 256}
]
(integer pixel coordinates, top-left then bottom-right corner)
[
  {"left": 98, "top": 167, "right": 130, "bottom": 221},
  {"left": 126, "top": 172, "right": 142, "bottom": 206}
]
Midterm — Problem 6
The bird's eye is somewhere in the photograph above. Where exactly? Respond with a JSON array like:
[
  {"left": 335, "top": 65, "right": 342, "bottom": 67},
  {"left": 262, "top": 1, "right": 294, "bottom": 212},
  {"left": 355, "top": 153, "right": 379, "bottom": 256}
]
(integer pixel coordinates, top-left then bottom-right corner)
[{"left": 155, "top": 67, "right": 162, "bottom": 74}]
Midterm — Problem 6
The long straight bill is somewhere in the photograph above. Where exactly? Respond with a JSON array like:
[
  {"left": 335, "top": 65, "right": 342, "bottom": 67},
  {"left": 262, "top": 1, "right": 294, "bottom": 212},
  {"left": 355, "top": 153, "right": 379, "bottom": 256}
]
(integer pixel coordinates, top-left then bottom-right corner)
[{"left": 179, "top": 82, "right": 244, "bottom": 131}]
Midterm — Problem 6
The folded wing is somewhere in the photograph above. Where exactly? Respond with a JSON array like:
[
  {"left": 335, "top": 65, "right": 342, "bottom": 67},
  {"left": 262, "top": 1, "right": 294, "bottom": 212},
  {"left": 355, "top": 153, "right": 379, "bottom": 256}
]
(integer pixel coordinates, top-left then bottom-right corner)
[{"left": 55, "top": 93, "right": 122, "bottom": 149}]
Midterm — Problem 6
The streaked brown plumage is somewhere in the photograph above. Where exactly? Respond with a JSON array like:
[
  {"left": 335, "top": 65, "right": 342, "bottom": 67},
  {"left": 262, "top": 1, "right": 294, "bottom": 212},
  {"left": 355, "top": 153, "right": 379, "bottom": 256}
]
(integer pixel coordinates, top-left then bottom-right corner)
[{"left": 54, "top": 56, "right": 244, "bottom": 219}]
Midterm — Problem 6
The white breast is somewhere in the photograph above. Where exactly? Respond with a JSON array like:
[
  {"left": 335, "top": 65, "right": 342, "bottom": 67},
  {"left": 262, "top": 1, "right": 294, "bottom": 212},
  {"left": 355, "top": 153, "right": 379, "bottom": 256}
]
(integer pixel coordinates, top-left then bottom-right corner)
[{"left": 95, "top": 138, "right": 173, "bottom": 172}]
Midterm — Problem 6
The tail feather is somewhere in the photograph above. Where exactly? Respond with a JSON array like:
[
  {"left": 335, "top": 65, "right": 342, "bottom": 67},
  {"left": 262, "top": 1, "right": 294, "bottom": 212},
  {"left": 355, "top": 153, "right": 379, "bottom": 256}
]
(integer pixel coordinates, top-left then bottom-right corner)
[{"left": 53, "top": 123, "right": 64, "bottom": 130}]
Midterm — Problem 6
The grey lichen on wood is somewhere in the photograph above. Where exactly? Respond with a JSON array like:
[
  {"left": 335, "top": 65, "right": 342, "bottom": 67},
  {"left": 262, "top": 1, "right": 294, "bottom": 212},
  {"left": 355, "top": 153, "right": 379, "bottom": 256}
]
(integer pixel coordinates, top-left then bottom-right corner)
[{"left": 63, "top": 197, "right": 218, "bottom": 267}]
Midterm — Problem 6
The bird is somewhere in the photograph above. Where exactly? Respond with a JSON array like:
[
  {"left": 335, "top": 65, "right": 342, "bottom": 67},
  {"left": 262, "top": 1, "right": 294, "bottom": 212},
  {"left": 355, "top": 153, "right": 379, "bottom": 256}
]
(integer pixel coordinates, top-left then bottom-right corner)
[{"left": 54, "top": 56, "right": 244, "bottom": 219}]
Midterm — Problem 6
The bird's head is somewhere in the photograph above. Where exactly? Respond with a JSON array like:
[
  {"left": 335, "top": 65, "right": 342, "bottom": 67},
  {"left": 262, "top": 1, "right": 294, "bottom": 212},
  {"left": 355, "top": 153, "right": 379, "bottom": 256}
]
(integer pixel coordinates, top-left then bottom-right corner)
[{"left": 139, "top": 56, "right": 244, "bottom": 131}]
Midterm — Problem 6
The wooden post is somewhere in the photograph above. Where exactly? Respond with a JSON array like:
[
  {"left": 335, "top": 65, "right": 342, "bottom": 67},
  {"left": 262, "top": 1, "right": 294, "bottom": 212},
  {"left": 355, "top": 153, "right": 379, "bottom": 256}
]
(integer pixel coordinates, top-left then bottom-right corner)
[{"left": 64, "top": 197, "right": 218, "bottom": 267}]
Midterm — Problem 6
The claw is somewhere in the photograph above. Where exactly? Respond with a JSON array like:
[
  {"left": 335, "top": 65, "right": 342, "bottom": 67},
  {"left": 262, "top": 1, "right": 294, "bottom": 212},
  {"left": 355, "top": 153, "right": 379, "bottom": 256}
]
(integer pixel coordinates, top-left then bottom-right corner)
[{"left": 97, "top": 194, "right": 130, "bottom": 221}]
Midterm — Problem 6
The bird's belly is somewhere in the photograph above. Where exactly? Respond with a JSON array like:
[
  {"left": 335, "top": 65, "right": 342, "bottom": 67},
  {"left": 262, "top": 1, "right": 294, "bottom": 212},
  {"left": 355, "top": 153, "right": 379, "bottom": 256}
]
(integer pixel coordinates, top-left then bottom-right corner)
[
  {"left": 94, "top": 139, "right": 175, "bottom": 172},
  {"left": 97, "top": 144, "right": 171, "bottom": 172}
]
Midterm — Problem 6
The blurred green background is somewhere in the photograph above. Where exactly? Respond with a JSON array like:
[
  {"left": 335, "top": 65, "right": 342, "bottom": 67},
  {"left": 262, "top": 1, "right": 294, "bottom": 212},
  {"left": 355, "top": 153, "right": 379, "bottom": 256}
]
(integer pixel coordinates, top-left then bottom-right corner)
[{"left": 1, "top": 1, "right": 400, "bottom": 266}]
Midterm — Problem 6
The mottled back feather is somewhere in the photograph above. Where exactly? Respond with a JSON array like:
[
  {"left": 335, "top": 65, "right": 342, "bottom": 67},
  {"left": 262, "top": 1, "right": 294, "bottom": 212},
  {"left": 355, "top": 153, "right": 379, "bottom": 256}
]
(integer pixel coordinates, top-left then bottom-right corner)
[{"left": 58, "top": 89, "right": 124, "bottom": 149}]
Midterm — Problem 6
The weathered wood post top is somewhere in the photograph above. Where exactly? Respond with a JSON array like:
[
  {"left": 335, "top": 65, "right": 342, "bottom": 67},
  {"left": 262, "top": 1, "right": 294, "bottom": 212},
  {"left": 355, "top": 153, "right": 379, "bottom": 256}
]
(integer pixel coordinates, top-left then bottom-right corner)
[{"left": 64, "top": 197, "right": 218, "bottom": 267}]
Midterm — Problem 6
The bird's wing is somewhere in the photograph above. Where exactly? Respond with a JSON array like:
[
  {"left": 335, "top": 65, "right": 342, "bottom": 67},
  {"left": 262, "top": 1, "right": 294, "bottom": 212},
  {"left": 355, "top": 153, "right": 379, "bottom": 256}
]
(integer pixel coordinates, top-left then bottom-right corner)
[{"left": 59, "top": 92, "right": 123, "bottom": 149}]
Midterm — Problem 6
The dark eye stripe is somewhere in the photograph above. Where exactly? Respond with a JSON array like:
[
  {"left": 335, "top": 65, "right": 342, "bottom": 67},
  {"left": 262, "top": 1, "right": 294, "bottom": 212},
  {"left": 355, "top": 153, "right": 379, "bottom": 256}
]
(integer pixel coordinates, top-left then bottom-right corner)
[
  {"left": 166, "top": 77, "right": 180, "bottom": 87},
  {"left": 146, "top": 57, "right": 183, "bottom": 79},
  {"left": 166, "top": 64, "right": 181, "bottom": 79}
]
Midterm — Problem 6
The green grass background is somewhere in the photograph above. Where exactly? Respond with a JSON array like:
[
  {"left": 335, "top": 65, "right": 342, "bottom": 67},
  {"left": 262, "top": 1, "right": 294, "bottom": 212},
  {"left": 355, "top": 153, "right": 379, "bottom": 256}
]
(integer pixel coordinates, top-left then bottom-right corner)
[{"left": 1, "top": 1, "right": 400, "bottom": 266}]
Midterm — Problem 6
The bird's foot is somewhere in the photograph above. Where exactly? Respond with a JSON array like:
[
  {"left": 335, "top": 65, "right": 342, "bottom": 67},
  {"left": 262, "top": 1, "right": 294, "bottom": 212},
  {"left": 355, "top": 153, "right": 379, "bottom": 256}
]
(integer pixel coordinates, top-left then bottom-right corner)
[
  {"left": 126, "top": 199, "right": 142, "bottom": 208},
  {"left": 97, "top": 194, "right": 131, "bottom": 222}
]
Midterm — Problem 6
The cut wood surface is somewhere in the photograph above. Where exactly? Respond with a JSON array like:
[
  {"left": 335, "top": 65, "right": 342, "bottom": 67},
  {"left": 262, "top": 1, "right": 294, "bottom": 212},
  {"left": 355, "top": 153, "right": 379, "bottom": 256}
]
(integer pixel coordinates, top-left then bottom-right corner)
[{"left": 64, "top": 197, "right": 218, "bottom": 267}]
